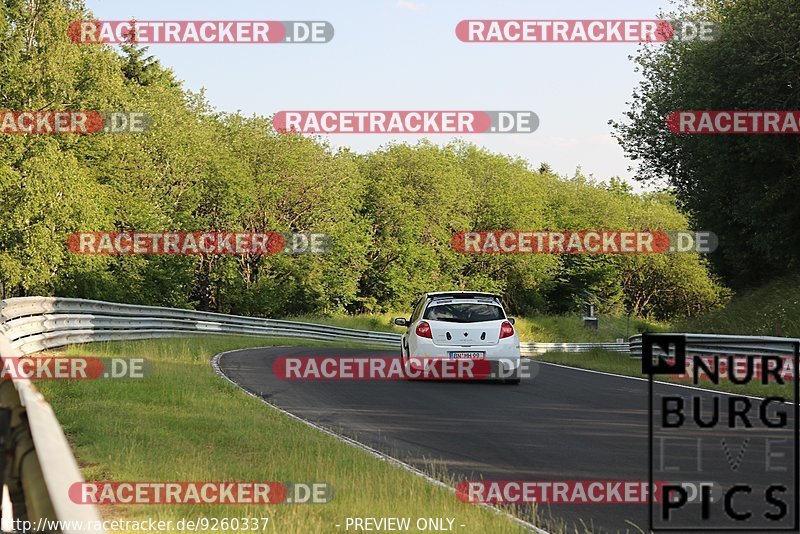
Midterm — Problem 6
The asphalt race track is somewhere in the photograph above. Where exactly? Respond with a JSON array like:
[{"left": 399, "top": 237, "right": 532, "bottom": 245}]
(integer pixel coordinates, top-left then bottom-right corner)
[{"left": 217, "top": 346, "right": 798, "bottom": 534}]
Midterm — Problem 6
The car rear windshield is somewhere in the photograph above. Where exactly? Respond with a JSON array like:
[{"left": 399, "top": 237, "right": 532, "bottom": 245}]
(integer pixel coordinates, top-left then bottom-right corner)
[{"left": 423, "top": 303, "right": 505, "bottom": 323}]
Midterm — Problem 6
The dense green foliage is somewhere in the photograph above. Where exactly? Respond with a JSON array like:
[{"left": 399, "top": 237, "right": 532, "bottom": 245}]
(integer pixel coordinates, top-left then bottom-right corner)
[
  {"left": 0, "top": 0, "right": 727, "bottom": 320},
  {"left": 612, "top": 0, "right": 800, "bottom": 288},
  {"left": 677, "top": 274, "right": 800, "bottom": 337}
]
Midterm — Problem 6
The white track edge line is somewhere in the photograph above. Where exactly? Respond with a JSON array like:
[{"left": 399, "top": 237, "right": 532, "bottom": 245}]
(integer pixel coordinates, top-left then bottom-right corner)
[
  {"left": 211, "top": 347, "right": 549, "bottom": 534},
  {"left": 535, "top": 359, "right": 795, "bottom": 404}
]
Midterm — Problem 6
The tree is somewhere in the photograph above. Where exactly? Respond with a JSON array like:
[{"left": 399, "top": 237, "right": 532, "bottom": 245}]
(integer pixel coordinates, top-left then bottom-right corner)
[
  {"left": 612, "top": 0, "right": 800, "bottom": 287},
  {"left": 0, "top": 0, "right": 728, "bottom": 321},
  {"left": 120, "top": 42, "right": 168, "bottom": 86}
]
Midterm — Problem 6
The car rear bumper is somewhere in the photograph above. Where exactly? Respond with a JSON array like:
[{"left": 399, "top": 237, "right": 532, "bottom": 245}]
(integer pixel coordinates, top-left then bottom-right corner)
[{"left": 407, "top": 337, "right": 521, "bottom": 378}]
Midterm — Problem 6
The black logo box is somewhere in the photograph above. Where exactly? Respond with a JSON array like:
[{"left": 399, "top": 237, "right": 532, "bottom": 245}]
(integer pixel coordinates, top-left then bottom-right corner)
[{"left": 642, "top": 333, "right": 800, "bottom": 532}]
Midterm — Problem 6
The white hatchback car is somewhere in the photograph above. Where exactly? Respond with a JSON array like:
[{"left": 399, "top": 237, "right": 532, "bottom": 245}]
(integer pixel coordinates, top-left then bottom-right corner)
[{"left": 394, "top": 292, "right": 521, "bottom": 384}]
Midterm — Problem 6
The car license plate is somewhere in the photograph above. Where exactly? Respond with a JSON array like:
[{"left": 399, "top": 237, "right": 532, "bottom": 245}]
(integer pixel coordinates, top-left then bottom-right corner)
[{"left": 448, "top": 351, "right": 485, "bottom": 359}]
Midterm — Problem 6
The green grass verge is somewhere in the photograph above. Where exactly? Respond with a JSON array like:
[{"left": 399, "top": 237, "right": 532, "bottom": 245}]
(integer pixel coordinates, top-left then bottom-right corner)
[
  {"left": 677, "top": 274, "right": 800, "bottom": 338},
  {"left": 37, "top": 336, "right": 534, "bottom": 533},
  {"left": 535, "top": 349, "right": 792, "bottom": 398},
  {"left": 282, "top": 313, "right": 406, "bottom": 335},
  {"left": 511, "top": 315, "right": 665, "bottom": 343},
  {"left": 283, "top": 312, "right": 665, "bottom": 343}
]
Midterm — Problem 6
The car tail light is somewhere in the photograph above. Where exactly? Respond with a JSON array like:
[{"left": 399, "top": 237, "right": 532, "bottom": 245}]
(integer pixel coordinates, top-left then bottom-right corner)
[
  {"left": 499, "top": 321, "right": 514, "bottom": 339},
  {"left": 416, "top": 321, "right": 432, "bottom": 339}
]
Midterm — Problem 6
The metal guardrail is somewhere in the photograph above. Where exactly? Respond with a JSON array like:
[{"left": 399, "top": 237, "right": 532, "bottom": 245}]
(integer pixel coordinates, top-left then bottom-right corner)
[
  {"left": 629, "top": 333, "right": 800, "bottom": 358},
  {"left": 520, "top": 342, "right": 629, "bottom": 355},
  {"left": 0, "top": 325, "right": 102, "bottom": 534},
  {"left": 1, "top": 297, "right": 631, "bottom": 355},
  {"left": 0, "top": 297, "right": 402, "bottom": 354},
  {"left": 0, "top": 296, "right": 634, "bottom": 531}
]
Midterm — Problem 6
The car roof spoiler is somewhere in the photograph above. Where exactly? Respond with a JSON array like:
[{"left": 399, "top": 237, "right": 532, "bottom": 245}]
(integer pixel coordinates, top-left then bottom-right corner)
[{"left": 425, "top": 291, "right": 503, "bottom": 302}]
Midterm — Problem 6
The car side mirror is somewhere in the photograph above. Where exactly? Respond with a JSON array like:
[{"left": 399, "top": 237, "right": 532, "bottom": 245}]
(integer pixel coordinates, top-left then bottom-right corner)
[
  {"left": 394, "top": 318, "right": 409, "bottom": 327},
  {"left": 507, "top": 317, "right": 515, "bottom": 325}
]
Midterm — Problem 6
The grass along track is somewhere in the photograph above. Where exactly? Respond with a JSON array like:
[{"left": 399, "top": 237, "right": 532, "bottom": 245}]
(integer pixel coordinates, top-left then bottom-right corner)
[{"left": 36, "top": 335, "right": 537, "bottom": 534}]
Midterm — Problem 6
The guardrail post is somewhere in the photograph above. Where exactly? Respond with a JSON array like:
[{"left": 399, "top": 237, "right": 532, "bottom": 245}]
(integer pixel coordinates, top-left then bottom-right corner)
[
  {"left": 0, "top": 378, "right": 39, "bottom": 528},
  {"left": 0, "top": 380, "right": 60, "bottom": 530}
]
